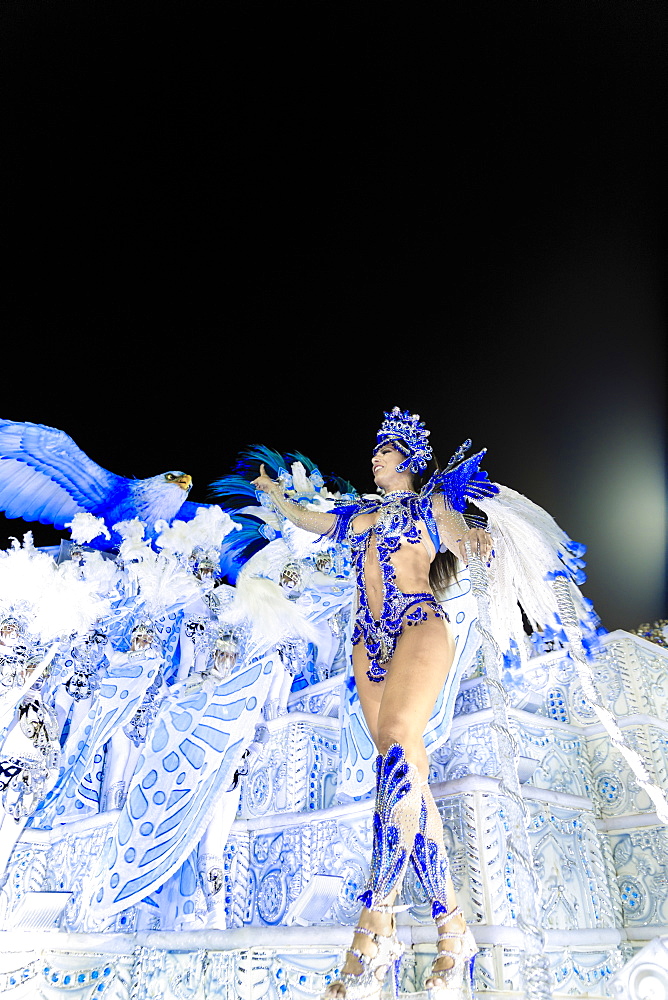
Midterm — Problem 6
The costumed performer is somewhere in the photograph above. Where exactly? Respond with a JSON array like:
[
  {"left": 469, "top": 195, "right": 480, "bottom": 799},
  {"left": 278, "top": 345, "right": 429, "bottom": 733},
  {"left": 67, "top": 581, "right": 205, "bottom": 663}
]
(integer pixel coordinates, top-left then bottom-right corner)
[{"left": 252, "top": 407, "right": 494, "bottom": 1000}]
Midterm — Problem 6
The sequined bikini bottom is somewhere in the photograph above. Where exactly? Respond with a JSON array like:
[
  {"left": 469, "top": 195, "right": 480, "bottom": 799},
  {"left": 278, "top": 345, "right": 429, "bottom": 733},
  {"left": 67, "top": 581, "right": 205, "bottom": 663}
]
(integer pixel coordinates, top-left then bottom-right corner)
[{"left": 352, "top": 592, "right": 449, "bottom": 683}]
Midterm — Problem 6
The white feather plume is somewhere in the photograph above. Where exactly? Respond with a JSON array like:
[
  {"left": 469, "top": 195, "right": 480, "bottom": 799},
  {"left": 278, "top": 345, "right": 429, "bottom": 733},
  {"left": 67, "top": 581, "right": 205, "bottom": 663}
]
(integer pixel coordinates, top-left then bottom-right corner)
[
  {"left": 238, "top": 539, "right": 292, "bottom": 584},
  {"left": 290, "top": 461, "right": 315, "bottom": 496},
  {"left": 66, "top": 512, "right": 111, "bottom": 544},
  {"left": 0, "top": 534, "right": 112, "bottom": 640},
  {"left": 131, "top": 552, "right": 202, "bottom": 618},
  {"left": 154, "top": 505, "right": 240, "bottom": 558},
  {"left": 472, "top": 483, "right": 590, "bottom": 657},
  {"left": 114, "top": 519, "right": 152, "bottom": 564},
  {"left": 223, "top": 574, "right": 317, "bottom": 647},
  {"left": 59, "top": 549, "right": 121, "bottom": 597}
]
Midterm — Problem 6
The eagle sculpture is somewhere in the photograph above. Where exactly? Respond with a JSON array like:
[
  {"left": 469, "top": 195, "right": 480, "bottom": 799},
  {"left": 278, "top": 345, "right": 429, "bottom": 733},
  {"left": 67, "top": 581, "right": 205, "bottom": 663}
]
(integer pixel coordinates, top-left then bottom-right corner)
[{"left": 0, "top": 419, "right": 206, "bottom": 547}]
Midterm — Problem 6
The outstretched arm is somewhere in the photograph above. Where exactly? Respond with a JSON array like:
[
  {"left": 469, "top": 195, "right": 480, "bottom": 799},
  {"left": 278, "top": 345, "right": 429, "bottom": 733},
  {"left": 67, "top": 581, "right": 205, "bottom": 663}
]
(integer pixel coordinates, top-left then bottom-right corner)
[
  {"left": 431, "top": 493, "right": 493, "bottom": 565},
  {"left": 251, "top": 464, "right": 338, "bottom": 537}
]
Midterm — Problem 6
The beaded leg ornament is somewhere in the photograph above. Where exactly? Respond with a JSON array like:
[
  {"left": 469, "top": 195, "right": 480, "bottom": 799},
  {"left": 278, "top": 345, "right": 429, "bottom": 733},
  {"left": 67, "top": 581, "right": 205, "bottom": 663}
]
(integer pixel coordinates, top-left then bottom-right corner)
[
  {"left": 411, "top": 783, "right": 451, "bottom": 920},
  {"left": 325, "top": 745, "right": 420, "bottom": 1000},
  {"left": 411, "top": 783, "right": 478, "bottom": 1000},
  {"left": 358, "top": 743, "right": 422, "bottom": 912}
]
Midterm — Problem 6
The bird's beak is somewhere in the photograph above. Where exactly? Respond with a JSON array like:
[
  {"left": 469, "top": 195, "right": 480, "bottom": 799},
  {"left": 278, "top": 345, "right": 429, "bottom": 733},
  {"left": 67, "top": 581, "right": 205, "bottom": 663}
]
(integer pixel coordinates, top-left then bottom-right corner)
[{"left": 174, "top": 474, "right": 192, "bottom": 492}]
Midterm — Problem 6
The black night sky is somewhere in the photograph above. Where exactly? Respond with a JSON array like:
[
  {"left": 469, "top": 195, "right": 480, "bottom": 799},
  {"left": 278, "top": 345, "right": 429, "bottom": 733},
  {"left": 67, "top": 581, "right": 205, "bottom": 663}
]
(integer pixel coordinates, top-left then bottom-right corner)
[{"left": 1, "top": 2, "right": 665, "bottom": 631}]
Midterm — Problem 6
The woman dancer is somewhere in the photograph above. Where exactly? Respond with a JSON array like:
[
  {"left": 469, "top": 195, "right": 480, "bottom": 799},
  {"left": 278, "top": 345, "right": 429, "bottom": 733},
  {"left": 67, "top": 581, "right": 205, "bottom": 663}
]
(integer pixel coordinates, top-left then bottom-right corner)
[{"left": 252, "top": 407, "right": 494, "bottom": 999}]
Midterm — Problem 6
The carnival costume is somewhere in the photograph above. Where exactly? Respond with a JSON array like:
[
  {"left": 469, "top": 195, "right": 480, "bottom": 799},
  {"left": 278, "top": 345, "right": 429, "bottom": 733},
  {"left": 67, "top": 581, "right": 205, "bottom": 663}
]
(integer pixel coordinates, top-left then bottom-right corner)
[
  {"left": 243, "top": 406, "right": 628, "bottom": 998},
  {"left": 248, "top": 409, "right": 501, "bottom": 998},
  {"left": 341, "top": 412, "right": 486, "bottom": 998},
  {"left": 254, "top": 409, "right": 498, "bottom": 686}
]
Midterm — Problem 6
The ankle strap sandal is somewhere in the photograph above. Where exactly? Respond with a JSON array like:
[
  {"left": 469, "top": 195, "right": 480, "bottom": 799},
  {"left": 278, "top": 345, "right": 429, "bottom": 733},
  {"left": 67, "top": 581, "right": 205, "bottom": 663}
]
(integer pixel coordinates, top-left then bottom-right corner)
[
  {"left": 425, "top": 906, "right": 478, "bottom": 1000},
  {"left": 324, "top": 922, "right": 404, "bottom": 1000}
]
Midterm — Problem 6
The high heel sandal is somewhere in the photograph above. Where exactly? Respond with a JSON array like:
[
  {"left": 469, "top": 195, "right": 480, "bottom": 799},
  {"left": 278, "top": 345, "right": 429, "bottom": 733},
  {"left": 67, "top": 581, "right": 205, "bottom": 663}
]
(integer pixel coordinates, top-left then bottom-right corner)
[
  {"left": 411, "top": 784, "right": 478, "bottom": 998},
  {"left": 325, "top": 744, "right": 421, "bottom": 999},
  {"left": 325, "top": 912, "right": 404, "bottom": 1000},
  {"left": 426, "top": 905, "right": 477, "bottom": 1000}
]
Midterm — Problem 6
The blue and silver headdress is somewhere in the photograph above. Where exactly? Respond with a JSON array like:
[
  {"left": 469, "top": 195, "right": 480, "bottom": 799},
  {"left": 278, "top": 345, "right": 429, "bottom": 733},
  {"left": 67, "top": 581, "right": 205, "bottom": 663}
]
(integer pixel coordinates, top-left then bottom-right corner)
[{"left": 375, "top": 406, "right": 433, "bottom": 474}]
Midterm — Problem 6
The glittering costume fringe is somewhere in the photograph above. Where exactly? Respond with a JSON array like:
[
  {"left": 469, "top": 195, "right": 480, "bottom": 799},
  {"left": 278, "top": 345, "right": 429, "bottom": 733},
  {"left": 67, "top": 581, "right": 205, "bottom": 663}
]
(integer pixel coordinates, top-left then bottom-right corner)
[
  {"left": 411, "top": 783, "right": 478, "bottom": 998},
  {"left": 357, "top": 743, "right": 422, "bottom": 912},
  {"left": 411, "top": 782, "right": 451, "bottom": 919}
]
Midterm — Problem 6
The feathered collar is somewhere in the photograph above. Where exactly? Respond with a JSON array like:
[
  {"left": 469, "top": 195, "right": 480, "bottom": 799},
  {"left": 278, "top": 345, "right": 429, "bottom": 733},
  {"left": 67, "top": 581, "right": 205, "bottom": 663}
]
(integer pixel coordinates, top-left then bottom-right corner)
[
  {"left": 336, "top": 449, "right": 497, "bottom": 514},
  {"left": 326, "top": 451, "right": 498, "bottom": 546}
]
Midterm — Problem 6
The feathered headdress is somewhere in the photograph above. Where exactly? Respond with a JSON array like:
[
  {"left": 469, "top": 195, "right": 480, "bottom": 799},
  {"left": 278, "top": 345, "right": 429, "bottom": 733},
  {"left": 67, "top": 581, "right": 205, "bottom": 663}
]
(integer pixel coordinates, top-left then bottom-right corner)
[{"left": 375, "top": 406, "right": 433, "bottom": 474}]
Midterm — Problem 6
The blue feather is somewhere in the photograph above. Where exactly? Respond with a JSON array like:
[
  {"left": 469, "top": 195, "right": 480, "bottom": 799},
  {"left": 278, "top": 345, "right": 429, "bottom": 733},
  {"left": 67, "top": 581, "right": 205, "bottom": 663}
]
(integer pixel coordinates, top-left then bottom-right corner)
[
  {"left": 232, "top": 445, "right": 287, "bottom": 480},
  {"left": 211, "top": 444, "right": 360, "bottom": 580},
  {"left": 217, "top": 513, "right": 267, "bottom": 583},
  {"left": 425, "top": 450, "right": 499, "bottom": 512},
  {"left": 209, "top": 474, "right": 261, "bottom": 509},
  {"left": 213, "top": 445, "right": 357, "bottom": 501}
]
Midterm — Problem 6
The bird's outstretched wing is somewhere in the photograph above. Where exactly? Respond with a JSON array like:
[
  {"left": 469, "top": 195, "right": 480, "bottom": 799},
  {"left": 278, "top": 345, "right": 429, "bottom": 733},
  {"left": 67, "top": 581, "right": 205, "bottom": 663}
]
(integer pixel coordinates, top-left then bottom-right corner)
[{"left": 0, "top": 419, "right": 123, "bottom": 529}]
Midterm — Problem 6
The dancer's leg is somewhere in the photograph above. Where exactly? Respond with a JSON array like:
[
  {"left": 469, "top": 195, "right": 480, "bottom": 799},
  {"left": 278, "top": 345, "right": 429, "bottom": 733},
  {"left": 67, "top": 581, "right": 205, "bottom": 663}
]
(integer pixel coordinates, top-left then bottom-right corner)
[
  {"left": 413, "top": 782, "right": 473, "bottom": 990},
  {"left": 325, "top": 615, "right": 454, "bottom": 998},
  {"left": 372, "top": 616, "right": 472, "bottom": 988}
]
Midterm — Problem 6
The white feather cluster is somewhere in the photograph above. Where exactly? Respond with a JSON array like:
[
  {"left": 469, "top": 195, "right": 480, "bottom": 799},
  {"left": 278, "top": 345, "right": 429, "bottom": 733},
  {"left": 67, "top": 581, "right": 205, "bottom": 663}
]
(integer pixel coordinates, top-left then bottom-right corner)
[
  {"left": 281, "top": 518, "right": 333, "bottom": 560},
  {"left": 239, "top": 539, "right": 292, "bottom": 585},
  {"left": 66, "top": 513, "right": 111, "bottom": 545},
  {"left": 130, "top": 553, "right": 202, "bottom": 618},
  {"left": 114, "top": 519, "right": 152, "bottom": 564},
  {"left": 472, "top": 484, "right": 590, "bottom": 661},
  {"left": 290, "top": 461, "right": 343, "bottom": 501},
  {"left": 290, "top": 461, "right": 315, "bottom": 496},
  {"left": 223, "top": 573, "right": 317, "bottom": 648},
  {"left": 154, "top": 505, "right": 240, "bottom": 559},
  {"left": 113, "top": 519, "right": 201, "bottom": 615},
  {"left": 59, "top": 549, "right": 121, "bottom": 598},
  {"left": 0, "top": 534, "right": 112, "bottom": 640}
]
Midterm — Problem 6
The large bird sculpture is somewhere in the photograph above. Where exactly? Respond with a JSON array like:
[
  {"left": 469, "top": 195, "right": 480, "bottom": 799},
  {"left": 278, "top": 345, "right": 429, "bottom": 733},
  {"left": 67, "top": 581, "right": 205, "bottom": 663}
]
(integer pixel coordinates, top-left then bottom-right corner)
[{"left": 0, "top": 419, "right": 206, "bottom": 548}]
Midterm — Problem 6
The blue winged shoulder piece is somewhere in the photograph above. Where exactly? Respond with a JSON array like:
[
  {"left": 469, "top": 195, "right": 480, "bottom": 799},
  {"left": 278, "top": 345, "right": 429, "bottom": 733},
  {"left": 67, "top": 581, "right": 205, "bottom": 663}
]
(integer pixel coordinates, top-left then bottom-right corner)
[{"left": 423, "top": 449, "right": 499, "bottom": 512}]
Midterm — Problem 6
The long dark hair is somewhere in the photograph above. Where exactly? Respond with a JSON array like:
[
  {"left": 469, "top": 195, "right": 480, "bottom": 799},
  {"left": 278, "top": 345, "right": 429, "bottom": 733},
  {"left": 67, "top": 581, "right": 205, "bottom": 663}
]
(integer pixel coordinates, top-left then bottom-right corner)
[{"left": 408, "top": 453, "right": 461, "bottom": 598}]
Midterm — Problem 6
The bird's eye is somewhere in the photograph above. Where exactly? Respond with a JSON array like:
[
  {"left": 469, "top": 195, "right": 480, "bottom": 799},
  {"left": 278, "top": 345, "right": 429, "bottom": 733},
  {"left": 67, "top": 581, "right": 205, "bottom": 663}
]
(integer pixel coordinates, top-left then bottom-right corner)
[{"left": 166, "top": 474, "right": 175, "bottom": 481}]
